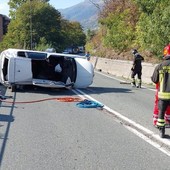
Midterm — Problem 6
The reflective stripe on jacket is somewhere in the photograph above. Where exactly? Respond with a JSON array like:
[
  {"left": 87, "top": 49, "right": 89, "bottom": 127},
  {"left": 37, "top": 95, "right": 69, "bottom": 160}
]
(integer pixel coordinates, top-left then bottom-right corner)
[
  {"left": 151, "top": 56, "right": 170, "bottom": 100},
  {"left": 159, "top": 66, "right": 170, "bottom": 99}
]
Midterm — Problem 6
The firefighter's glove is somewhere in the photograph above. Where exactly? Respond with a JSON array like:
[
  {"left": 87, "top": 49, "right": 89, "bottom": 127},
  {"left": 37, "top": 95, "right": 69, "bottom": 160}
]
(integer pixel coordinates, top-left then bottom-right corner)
[{"left": 131, "top": 67, "right": 134, "bottom": 71}]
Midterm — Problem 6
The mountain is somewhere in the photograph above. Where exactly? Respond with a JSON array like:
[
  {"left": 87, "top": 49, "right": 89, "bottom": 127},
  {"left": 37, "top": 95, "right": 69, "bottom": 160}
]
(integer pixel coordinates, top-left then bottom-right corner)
[{"left": 59, "top": 0, "right": 104, "bottom": 31}]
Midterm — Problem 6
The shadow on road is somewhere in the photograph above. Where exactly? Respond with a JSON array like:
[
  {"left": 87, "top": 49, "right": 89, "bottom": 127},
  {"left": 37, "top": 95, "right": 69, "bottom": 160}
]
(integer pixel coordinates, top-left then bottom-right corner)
[
  {"left": 85, "top": 86, "right": 133, "bottom": 94},
  {"left": 164, "top": 134, "right": 170, "bottom": 139},
  {"left": 0, "top": 114, "right": 14, "bottom": 122},
  {"left": 0, "top": 86, "right": 16, "bottom": 167},
  {"left": 10, "top": 85, "right": 73, "bottom": 95}
]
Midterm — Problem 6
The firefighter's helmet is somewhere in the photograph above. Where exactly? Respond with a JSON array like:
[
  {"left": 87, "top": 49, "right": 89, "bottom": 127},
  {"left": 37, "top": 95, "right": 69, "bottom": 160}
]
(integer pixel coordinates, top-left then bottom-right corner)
[
  {"left": 132, "top": 49, "right": 138, "bottom": 55},
  {"left": 163, "top": 44, "right": 170, "bottom": 57}
]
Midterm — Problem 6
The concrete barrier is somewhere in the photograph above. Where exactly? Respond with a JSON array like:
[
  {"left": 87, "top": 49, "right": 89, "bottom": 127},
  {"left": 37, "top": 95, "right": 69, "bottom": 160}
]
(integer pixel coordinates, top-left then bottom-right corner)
[{"left": 90, "top": 56, "right": 157, "bottom": 85}]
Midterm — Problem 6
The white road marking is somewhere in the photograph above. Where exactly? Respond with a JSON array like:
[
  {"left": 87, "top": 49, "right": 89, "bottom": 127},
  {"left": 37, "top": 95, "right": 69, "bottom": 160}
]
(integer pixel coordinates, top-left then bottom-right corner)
[{"left": 72, "top": 88, "right": 170, "bottom": 156}]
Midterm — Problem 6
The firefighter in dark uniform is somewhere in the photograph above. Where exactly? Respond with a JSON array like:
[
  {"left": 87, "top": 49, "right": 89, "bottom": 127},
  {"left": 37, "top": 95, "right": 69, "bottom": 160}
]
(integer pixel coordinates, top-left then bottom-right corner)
[
  {"left": 131, "top": 49, "right": 144, "bottom": 88},
  {"left": 151, "top": 44, "right": 170, "bottom": 128}
]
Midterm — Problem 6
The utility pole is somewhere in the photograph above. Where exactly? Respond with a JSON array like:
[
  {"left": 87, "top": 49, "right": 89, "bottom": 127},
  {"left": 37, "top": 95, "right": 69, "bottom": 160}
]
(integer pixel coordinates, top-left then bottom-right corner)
[{"left": 30, "top": 0, "right": 33, "bottom": 50}]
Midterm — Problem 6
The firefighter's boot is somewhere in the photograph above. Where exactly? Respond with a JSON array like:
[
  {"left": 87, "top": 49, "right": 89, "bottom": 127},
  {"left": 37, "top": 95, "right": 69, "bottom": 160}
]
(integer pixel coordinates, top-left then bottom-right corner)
[
  {"left": 136, "top": 79, "right": 142, "bottom": 88},
  {"left": 156, "top": 119, "right": 165, "bottom": 138},
  {"left": 131, "top": 78, "right": 136, "bottom": 87}
]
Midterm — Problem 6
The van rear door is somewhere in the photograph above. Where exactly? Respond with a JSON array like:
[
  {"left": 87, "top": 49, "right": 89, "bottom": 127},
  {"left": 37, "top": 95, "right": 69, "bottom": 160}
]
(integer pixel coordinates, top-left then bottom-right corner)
[{"left": 14, "top": 58, "right": 32, "bottom": 83}]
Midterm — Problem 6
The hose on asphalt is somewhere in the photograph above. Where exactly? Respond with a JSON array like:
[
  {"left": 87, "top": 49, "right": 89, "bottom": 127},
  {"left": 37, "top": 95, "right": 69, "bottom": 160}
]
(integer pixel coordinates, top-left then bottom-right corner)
[
  {"left": 76, "top": 99, "right": 104, "bottom": 108},
  {"left": 0, "top": 96, "right": 83, "bottom": 104}
]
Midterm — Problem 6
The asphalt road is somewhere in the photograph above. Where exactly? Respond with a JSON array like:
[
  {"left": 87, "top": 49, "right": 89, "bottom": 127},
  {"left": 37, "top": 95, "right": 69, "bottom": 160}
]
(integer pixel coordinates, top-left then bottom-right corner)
[{"left": 0, "top": 71, "right": 170, "bottom": 170}]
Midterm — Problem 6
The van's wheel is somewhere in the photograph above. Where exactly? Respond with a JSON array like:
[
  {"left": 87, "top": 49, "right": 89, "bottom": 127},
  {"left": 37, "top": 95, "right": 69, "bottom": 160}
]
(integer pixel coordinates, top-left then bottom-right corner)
[{"left": 11, "top": 85, "right": 16, "bottom": 92}]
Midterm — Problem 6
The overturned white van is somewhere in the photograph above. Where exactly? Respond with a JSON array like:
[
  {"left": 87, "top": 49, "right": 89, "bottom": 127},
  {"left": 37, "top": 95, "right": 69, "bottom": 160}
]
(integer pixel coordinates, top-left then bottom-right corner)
[{"left": 0, "top": 48, "right": 94, "bottom": 91}]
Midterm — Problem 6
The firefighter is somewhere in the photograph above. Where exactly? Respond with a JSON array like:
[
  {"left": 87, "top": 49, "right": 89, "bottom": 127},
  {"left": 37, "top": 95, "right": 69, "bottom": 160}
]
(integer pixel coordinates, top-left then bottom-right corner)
[
  {"left": 153, "top": 83, "right": 170, "bottom": 126},
  {"left": 151, "top": 44, "right": 170, "bottom": 128},
  {"left": 131, "top": 49, "right": 144, "bottom": 88}
]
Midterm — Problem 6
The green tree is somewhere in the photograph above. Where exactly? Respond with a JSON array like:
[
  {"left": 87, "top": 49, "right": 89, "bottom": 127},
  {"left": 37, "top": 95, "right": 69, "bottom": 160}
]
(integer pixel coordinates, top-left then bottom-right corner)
[
  {"left": 134, "top": 0, "right": 159, "bottom": 15},
  {"left": 135, "top": 0, "right": 170, "bottom": 56},
  {"left": 86, "top": 29, "right": 96, "bottom": 42},
  {"left": 35, "top": 37, "right": 52, "bottom": 51},
  {"left": 1, "top": 1, "right": 62, "bottom": 51},
  {"left": 61, "top": 20, "right": 86, "bottom": 49},
  {"left": 0, "top": 19, "right": 21, "bottom": 50},
  {"left": 8, "top": 0, "right": 50, "bottom": 18},
  {"left": 99, "top": 0, "right": 139, "bottom": 51},
  {"left": 31, "top": 1, "right": 62, "bottom": 50}
]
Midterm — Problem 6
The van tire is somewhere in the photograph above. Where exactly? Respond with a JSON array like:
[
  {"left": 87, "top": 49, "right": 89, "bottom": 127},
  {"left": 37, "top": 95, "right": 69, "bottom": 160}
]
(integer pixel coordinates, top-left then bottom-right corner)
[{"left": 11, "top": 85, "right": 16, "bottom": 92}]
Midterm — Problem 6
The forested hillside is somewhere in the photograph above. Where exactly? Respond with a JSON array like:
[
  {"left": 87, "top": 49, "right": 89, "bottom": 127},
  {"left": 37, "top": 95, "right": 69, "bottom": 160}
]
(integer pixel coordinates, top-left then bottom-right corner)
[
  {"left": 1, "top": 0, "right": 170, "bottom": 63},
  {"left": 86, "top": 0, "right": 170, "bottom": 63}
]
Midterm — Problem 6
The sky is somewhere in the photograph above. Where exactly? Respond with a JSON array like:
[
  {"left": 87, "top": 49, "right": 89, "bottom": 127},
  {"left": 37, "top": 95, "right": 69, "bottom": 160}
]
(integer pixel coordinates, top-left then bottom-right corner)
[{"left": 0, "top": 0, "right": 84, "bottom": 17}]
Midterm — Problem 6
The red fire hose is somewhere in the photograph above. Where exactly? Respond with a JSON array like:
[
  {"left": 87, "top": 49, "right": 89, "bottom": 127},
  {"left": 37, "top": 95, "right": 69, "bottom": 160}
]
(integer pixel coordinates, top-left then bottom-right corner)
[{"left": 0, "top": 97, "right": 83, "bottom": 104}]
